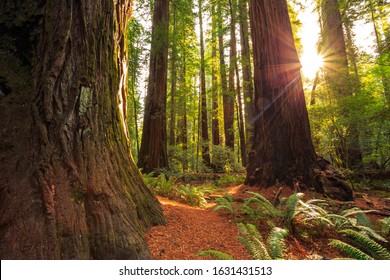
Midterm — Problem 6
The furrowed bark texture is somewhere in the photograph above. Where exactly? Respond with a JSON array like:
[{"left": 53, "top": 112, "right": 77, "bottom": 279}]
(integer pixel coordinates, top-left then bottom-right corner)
[
  {"left": 0, "top": 0, "right": 165, "bottom": 259},
  {"left": 248, "top": 0, "right": 316, "bottom": 186}
]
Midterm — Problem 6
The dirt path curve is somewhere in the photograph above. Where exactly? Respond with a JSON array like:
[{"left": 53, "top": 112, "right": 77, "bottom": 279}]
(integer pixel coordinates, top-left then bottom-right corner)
[{"left": 144, "top": 194, "right": 252, "bottom": 260}]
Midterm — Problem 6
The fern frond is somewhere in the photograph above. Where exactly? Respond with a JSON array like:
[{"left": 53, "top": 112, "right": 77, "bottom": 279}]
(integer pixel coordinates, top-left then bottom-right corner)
[
  {"left": 197, "top": 250, "right": 234, "bottom": 260},
  {"left": 339, "top": 229, "right": 390, "bottom": 260},
  {"left": 237, "top": 223, "right": 271, "bottom": 260},
  {"left": 285, "top": 193, "right": 304, "bottom": 228},
  {"left": 214, "top": 195, "right": 235, "bottom": 213},
  {"left": 267, "top": 227, "right": 288, "bottom": 259},
  {"left": 355, "top": 225, "right": 388, "bottom": 243},
  {"left": 244, "top": 192, "right": 281, "bottom": 217},
  {"left": 341, "top": 207, "right": 377, "bottom": 217},
  {"left": 329, "top": 239, "right": 373, "bottom": 260}
]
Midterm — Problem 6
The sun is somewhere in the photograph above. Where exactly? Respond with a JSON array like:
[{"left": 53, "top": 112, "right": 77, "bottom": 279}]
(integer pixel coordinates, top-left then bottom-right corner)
[{"left": 300, "top": 52, "right": 324, "bottom": 80}]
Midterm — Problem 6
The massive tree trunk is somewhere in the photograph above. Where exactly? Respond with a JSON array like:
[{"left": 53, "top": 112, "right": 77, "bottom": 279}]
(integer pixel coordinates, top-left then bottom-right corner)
[
  {"left": 320, "top": 0, "right": 362, "bottom": 168},
  {"left": 0, "top": 0, "right": 165, "bottom": 259},
  {"left": 248, "top": 0, "right": 317, "bottom": 186},
  {"left": 138, "top": 0, "right": 170, "bottom": 173}
]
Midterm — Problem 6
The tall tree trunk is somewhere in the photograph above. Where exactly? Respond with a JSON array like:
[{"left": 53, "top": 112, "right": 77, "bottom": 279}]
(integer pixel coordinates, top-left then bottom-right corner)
[
  {"left": 169, "top": 5, "right": 177, "bottom": 146},
  {"left": 138, "top": 0, "right": 170, "bottom": 173},
  {"left": 238, "top": 0, "right": 255, "bottom": 151},
  {"left": 218, "top": 0, "right": 232, "bottom": 149},
  {"left": 177, "top": 56, "right": 188, "bottom": 171},
  {"left": 0, "top": 0, "right": 165, "bottom": 259},
  {"left": 211, "top": 2, "right": 221, "bottom": 147},
  {"left": 198, "top": 0, "right": 211, "bottom": 167},
  {"left": 248, "top": 0, "right": 316, "bottom": 186},
  {"left": 225, "top": 0, "right": 237, "bottom": 150},
  {"left": 321, "top": 0, "right": 362, "bottom": 168}
]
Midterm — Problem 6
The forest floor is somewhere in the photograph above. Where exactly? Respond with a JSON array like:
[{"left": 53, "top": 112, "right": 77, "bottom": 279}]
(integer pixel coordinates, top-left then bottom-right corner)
[{"left": 144, "top": 183, "right": 390, "bottom": 260}]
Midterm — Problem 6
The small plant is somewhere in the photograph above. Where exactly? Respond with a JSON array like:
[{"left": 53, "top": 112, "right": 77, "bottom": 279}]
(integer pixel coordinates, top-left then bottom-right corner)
[
  {"left": 178, "top": 184, "right": 212, "bottom": 207},
  {"left": 197, "top": 250, "right": 234, "bottom": 260},
  {"left": 330, "top": 229, "right": 390, "bottom": 260},
  {"left": 237, "top": 223, "right": 288, "bottom": 260},
  {"left": 240, "top": 191, "right": 282, "bottom": 223},
  {"left": 213, "top": 193, "right": 237, "bottom": 216}
]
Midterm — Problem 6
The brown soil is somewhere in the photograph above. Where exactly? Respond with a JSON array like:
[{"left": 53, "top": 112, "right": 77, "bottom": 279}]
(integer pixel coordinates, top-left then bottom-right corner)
[{"left": 145, "top": 184, "right": 390, "bottom": 260}]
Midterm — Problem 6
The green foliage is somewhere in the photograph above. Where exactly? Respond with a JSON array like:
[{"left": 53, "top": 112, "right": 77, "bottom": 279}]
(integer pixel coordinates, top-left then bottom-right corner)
[
  {"left": 237, "top": 223, "right": 288, "bottom": 260},
  {"left": 214, "top": 193, "right": 236, "bottom": 215},
  {"left": 215, "top": 174, "right": 245, "bottom": 187},
  {"left": 197, "top": 250, "right": 234, "bottom": 260},
  {"left": 240, "top": 191, "right": 282, "bottom": 222},
  {"left": 143, "top": 172, "right": 178, "bottom": 198},
  {"left": 330, "top": 229, "right": 390, "bottom": 260},
  {"left": 339, "top": 229, "right": 390, "bottom": 260},
  {"left": 178, "top": 184, "right": 213, "bottom": 207},
  {"left": 329, "top": 239, "right": 374, "bottom": 260},
  {"left": 211, "top": 145, "right": 245, "bottom": 173},
  {"left": 267, "top": 227, "right": 289, "bottom": 259}
]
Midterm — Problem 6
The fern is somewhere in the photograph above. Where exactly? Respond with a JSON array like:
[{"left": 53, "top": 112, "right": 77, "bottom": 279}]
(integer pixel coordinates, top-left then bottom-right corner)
[
  {"left": 339, "top": 229, "right": 390, "bottom": 260},
  {"left": 243, "top": 191, "right": 281, "bottom": 218},
  {"left": 197, "top": 250, "right": 234, "bottom": 260},
  {"left": 329, "top": 239, "right": 373, "bottom": 260},
  {"left": 214, "top": 194, "right": 235, "bottom": 214},
  {"left": 267, "top": 227, "right": 288, "bottom": 259},
  {"left": 237, "top": 223, "right": 288, "bottom": 260},
  {"left": 285, "top": 193, "right": 305, "bottom": 229}
]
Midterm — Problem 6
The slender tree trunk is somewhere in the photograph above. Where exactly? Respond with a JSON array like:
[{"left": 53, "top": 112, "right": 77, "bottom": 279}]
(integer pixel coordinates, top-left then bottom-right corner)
[
  {"left": 177, "top": 56, "right": 188, "bottom": 171},
  {"left": 225, "top": 0, "right": 237, "bottom": 150},
  {"left": 169, "top": 6, "right": 177, "bottom": 146},
  {"left": 0, "top": 0, "right": 165, "bottom": 259},
  {"left": 138, "top": 0, "right": 170, "bottom": 173},
  {"left": 248, "top": 0, "right": 316, "bottom": 186},
  {"left": 198, "top": 0, "right": 211, "bottom": 167},
  {"left": 238, "top": 0, "right": 255, "bottom": 151},
  {"left": 218, "top": 0, "right": 232, "bottom": 149},
  {"left": 211, "top": 3, "right": 221, "bottom": 147}
]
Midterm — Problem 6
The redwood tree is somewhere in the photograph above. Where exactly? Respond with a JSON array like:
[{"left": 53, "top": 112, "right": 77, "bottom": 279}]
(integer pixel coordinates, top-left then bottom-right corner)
[
  {"left": 248, "top": 0, "right": 317, "bottom": 186},
  {"left": 0, "top": 0, "right": 165, "bottom": 259},
  {"left": 138, "top": 0, "right": 170, "bottom": 173}
]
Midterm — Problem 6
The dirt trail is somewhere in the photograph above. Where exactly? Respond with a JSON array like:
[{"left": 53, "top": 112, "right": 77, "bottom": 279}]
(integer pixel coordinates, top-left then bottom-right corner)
[{"left": 144, "top": 195, "right": 252, "bottom": 260}]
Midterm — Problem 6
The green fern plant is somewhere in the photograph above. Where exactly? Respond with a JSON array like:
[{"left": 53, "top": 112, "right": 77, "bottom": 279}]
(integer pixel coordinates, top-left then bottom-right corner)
[
  {"left": 330, "top": 229, "right": 390, "bottom": 260},
  {"left": 214, "top": 193, "right": 236, "bottom": 216},
  {"left": 178, "top": 184, "right": 211, "bottom": 207},
  {"left": 237, "top": 223, "right": 288, "bottom": 260},
  {"left": 197, "top": 250, "right": 234, "bottom": 260},
  {"left": 240, "top": 191, "right": 282, "bottom": 223},
  {"left": 329, "top": 239, "right": 373, "bottom": 260}
]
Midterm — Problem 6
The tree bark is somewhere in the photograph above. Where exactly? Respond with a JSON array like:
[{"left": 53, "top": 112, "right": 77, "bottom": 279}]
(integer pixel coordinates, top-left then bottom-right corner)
[
  {"left": 0, "top": 0, "right": 165, "bottom": 259},
  {"left": 211, "top": 2, "right": 221, "bottom": 147},
  {"left": 248, "top": 0, "right": 317, "bottom": 186},
  {"left": 218, "top": 0, "right": 232, "bottom": 150},
  {"left": 169, "top": 6, "right": 177, "bottom": 146},
  {"left": 225, "top": 0, "right": 237, "bottom": 150},
  {"left": 198, "top": 0, "right": 211, "bottom": 167},
  {"left": 238, "top": 0, "right": 255, "bottom": 151}
]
